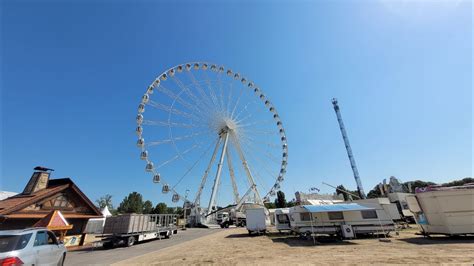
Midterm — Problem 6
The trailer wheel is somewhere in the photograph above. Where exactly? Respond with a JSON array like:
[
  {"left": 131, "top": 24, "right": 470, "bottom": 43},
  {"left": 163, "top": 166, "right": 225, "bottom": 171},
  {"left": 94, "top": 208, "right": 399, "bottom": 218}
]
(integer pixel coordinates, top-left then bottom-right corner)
[{"left": 126, "top": 236, "right": 135, "bottom": 247}]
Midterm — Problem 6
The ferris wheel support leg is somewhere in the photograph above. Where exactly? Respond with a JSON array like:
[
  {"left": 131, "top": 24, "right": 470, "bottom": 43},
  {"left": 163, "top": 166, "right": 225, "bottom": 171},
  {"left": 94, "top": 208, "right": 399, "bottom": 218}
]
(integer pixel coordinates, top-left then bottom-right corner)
[
  {"left": 232, "top": 136, "right": 264, "bottom": 206},
  {"left": 193, "top": 137, "right": 222, "bottom": 208},
  {"left": 234, "top": 184, "right": 256, "bottom": 211},
  {"left": 207, "top": 132, "right": 230, "bottom": 215},
  {"left": 226, "top": 149, "right": 240, "bottom": 204}
]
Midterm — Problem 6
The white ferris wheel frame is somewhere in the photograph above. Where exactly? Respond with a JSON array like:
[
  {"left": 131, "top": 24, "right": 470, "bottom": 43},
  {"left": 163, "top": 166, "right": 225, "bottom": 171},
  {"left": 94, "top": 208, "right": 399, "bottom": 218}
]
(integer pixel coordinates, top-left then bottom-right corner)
[{"left": 135, "top": 62, "right": 288, "bottom": 212}]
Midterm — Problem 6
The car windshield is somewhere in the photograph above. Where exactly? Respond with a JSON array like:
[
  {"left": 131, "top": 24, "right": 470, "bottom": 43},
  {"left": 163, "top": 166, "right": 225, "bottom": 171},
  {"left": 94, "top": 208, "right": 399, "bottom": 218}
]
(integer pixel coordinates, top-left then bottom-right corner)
[{"left": 0, "top": 234, "right": 32, "bottom": 252}]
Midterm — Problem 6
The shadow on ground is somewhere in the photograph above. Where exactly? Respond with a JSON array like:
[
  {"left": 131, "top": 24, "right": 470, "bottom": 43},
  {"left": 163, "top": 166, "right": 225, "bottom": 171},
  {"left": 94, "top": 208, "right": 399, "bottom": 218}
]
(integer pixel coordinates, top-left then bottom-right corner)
[
  {"left": 225, "top": 232, "right": 359, "bottom": 247},
  {"left": 270, "top": 236, "right": 359, "bottom": 247},
  {"left": 398, "top": 235, "right": 474, "bottom": 245}
]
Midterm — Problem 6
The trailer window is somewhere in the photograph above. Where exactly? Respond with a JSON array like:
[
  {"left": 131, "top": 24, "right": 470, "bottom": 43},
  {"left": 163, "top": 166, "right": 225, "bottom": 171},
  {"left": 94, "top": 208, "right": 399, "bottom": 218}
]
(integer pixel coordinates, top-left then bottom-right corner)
[
  {"left": 361, "top": 210, "right": 378, "bottom": 219},
  {"left": 277, "top": 214, "right": 289, "bottom": 224},
  {"left": 300, "top": 212, "right": 311, "bottom": 221},
  {"left": 328, "top": 211, "right": 344, "bottom": 220}
]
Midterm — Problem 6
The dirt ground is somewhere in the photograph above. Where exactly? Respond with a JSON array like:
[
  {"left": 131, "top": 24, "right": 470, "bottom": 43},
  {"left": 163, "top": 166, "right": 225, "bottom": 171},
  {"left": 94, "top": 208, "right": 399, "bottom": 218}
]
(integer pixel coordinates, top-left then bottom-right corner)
[{"left": 114, "top": 227, "right": 474, "bottom": 265}]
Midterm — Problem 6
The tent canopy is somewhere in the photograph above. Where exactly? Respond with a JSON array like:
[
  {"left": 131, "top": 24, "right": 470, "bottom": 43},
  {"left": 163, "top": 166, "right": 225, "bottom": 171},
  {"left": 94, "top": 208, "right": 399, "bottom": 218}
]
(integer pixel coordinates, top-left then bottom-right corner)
[
  {"left": 302, "top": 203, "right": 373, "bottom": 213},
  {"left": 101, "top": 205, "right": 112, "bottom": 217}
]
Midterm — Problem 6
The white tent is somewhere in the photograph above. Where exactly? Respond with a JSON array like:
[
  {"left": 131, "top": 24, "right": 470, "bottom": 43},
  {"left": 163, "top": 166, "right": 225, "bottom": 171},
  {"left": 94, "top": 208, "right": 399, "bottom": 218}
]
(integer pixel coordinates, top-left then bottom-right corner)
[{"left": 101, "top": 205, "right": 112, "bottom": 217}]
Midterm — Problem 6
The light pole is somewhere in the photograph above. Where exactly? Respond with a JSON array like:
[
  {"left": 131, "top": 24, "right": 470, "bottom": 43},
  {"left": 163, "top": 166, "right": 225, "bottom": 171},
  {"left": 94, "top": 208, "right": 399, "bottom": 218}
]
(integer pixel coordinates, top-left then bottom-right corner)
[{"left": 183, "top": 189, "right": 190, "bottom": 230}]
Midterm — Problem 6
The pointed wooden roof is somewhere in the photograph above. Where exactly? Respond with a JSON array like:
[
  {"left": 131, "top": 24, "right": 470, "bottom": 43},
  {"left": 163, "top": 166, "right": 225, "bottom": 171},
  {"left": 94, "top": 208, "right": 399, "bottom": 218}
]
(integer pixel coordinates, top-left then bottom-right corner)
[
  {"left": 33, "top": 210, "right": 73, "bottom": 230},
  {"left": 0, "top": 178, "right": 102, "bottom": 217}
]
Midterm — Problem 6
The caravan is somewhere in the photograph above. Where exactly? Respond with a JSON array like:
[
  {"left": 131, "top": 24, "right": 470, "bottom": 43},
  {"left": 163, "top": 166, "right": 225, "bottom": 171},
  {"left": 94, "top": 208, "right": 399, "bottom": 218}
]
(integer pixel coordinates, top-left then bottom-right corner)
[
  {"left": 283, "top": 203, "right": 395, "bottom": 238},
  {"left": 274, "top": 208, "right": 291, "bottom": 232},
  {"left": 406, "top": 184, "right": 474, "bottom": 236}
]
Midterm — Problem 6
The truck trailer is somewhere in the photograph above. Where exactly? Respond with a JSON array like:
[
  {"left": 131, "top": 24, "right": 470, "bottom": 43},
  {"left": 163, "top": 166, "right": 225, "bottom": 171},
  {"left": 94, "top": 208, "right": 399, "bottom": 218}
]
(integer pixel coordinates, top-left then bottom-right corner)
[{"left": 100, "top": 213, "right": 177, "bottom": 248}]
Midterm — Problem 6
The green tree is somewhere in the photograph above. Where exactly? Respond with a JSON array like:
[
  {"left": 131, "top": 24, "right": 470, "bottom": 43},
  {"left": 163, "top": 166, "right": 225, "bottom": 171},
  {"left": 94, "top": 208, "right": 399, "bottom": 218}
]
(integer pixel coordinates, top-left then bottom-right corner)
[
  {"left": 336, "top": 185, "right": 350, "bottom": 201},
  {"left": 166, "top": 207, "right": 184, "bottom": 215},
  {"left": 274, "top": 191, "right": 287, "bottom": 208},
  {"left": 143, "top": 200, "right": 154, "bottom": 214},
  {"left": 367, "top": 185, "right": 382, "bottom": 199},
  {"left": 153, "top": 202, "right": 168, "bottom": 214},
  {"left": 96, "top": 194, "right": 114, "bottom": 210},
  {"left": 117, "top": 192, "right": 144, "bottom": 214},
  {"left": 286, "top": 199, "right": 297, "bottom": 207},
  {"left": 264, "top": 202, "right": 276, "bottom": 209}
]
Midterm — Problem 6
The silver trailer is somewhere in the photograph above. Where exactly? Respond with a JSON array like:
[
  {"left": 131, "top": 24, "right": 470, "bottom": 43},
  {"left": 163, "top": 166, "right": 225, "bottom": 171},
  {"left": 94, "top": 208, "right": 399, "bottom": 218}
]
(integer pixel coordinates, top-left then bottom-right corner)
[{"left": 100, "top": 214, "right": 177, "bottom": 248}]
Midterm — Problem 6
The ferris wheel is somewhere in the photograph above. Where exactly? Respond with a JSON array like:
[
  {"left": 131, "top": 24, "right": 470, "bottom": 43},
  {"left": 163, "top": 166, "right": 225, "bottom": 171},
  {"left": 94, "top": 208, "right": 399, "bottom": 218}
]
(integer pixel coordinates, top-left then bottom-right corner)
[{"left": 135, "top": 62, "right": 287, "bottom": 216}]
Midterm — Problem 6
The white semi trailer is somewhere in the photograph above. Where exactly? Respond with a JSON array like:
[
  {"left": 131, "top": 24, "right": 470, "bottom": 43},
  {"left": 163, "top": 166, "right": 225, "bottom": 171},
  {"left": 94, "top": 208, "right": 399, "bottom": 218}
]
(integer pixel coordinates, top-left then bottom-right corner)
[{"left": 100, "top": 213, "right": 178, "bottom": 248}]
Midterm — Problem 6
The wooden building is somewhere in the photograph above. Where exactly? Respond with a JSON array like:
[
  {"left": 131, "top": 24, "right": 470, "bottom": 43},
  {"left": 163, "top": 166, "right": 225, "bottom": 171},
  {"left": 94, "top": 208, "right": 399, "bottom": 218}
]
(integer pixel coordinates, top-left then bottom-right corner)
[{"left": 0, "top": 168, "right": 102, "bottom": 245}]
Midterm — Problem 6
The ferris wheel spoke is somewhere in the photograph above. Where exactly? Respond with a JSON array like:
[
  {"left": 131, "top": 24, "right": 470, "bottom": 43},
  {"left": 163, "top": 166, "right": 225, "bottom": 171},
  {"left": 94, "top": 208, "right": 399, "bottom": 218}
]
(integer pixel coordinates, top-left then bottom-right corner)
[
  {"left": 143, "top": 119, "right": 207, "bottom": 129},
  {"left": 231, "top": 88, "right": 253, "bottom": 122},
  {"left": 217, "top": 72, "right": 229, "bottom": 116},
  {"left": 234, "top": 105, "right": 269, "bottom": 126},
  {"left": 172, "top": 139, "right": 216, "bottom": 190},
  {"left": 230, "top": 81, "right": 245, "bottom": 119},
  {"left": 171, "top": 76, "right": 213, "bottom": 114},
  {"left": 186, "top": 71, "right": 219, "bottom": 112},
  {"left": 157, "top": 83, "right": 207, "bottom": 118},
  {"left": 147, "top": 100, "right": 201, "bottom": 122},
  {"left": 241, "top": 129, "right": 279, "bottom": 136},
  {"left": 241, "top": 145, "right": 278, "bottom": 184},
  {"left": 203, "top": 71, "right": 225, "bottom": 114},
  {"left": 239, "top": 136, "right": 282, "bottom": 165},
  {"left": 206, "top": 82, "right": 222, "bottom": 114},
  {"left": 224, "top": 80, "right": 234, "bottom": 117},
  {"left": 237, "top": 119, "right": 276, "bottom": 129},
  {"left": 234, "top": 131, "right": 280, "bottom": 155},
  {"left": 156, "top": 142, "right": 202, "bottom": 169},
  {"left": 147, "top": 130, "right": 212, "bottom": 147}
]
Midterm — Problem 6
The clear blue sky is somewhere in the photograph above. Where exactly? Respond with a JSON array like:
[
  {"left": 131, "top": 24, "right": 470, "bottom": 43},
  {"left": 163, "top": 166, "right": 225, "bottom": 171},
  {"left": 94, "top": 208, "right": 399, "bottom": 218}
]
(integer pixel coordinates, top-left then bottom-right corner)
[{"left": 1, "top": 0, "right": 472, "bottom": 207}]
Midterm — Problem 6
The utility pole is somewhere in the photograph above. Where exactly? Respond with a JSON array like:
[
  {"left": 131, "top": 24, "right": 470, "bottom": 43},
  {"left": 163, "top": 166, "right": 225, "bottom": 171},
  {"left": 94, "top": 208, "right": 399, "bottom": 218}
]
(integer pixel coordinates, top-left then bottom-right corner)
[{"left": 331, "top": 98, "right": 366, "bottom": 199}]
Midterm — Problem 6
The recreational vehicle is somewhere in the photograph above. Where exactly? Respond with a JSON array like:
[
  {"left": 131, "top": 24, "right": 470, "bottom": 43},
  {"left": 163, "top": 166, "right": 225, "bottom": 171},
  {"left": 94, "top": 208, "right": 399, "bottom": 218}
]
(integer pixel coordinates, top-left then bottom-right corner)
[
  {"left": 406, "top": 184, "right": 474, "bottom": 236},
  {"left": 287, "top": 203, "right": 395, "bottom": 238},
  {"left": 274, "top": 208, "right": 291, "bottom": 232},
  {"left": 353, "top": 198, "right": 402, "bottom": 222}
]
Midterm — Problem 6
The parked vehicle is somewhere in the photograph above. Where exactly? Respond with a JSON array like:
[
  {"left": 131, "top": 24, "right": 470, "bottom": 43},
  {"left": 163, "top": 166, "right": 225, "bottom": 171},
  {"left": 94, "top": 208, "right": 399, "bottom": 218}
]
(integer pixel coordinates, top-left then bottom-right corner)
[
  {"left": 286, "top": 203, "right": 395, "bottom": 239},
  {"left": 101, "top": 214, "right": 177, "bottom": 248},
  {"left": 406, "top": 184, "right": 474, "bottom": 236},
  {"left": 245, "top": 208, "right": 267, "bottom": 235},
  {"left": 274, "top": 208, "right": 291, "bottom": 232},
  {"left": 0, "top": 228, "right": 67, "bottom": 266},
  {"left": 217, "top": 210, "right": 246, "bottom": 228}
]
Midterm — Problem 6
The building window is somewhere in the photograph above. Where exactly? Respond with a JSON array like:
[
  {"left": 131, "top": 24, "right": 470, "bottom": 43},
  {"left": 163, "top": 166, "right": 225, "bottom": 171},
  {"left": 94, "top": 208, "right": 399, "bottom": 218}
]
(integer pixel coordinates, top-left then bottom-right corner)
[
  {"left": 361, "top": 210, "right": 378, "bottom": 219},
  {"left": 300, "top": 212, "right": 311, "bottom": 221},
  {"left": 328, "top": 211, "right": 344, "bottom": 220}
]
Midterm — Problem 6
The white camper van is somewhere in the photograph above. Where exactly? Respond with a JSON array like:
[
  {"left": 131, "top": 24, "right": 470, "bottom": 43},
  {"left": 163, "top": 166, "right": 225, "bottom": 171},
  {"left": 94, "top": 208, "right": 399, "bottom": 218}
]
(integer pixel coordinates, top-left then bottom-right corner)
[
  {"left": 274, "top": 208, "right": 291, "bottom": 232},
  {"left": 287, "top": 203, "right": 395, "bottom": 238}
]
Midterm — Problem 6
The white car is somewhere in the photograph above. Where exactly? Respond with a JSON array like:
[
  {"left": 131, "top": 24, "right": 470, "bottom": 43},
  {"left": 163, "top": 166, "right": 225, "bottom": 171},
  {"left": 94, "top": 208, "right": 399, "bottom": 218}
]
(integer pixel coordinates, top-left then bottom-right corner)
[{"left": 0, "top": 228, "right": 67, "bottom": 266}]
